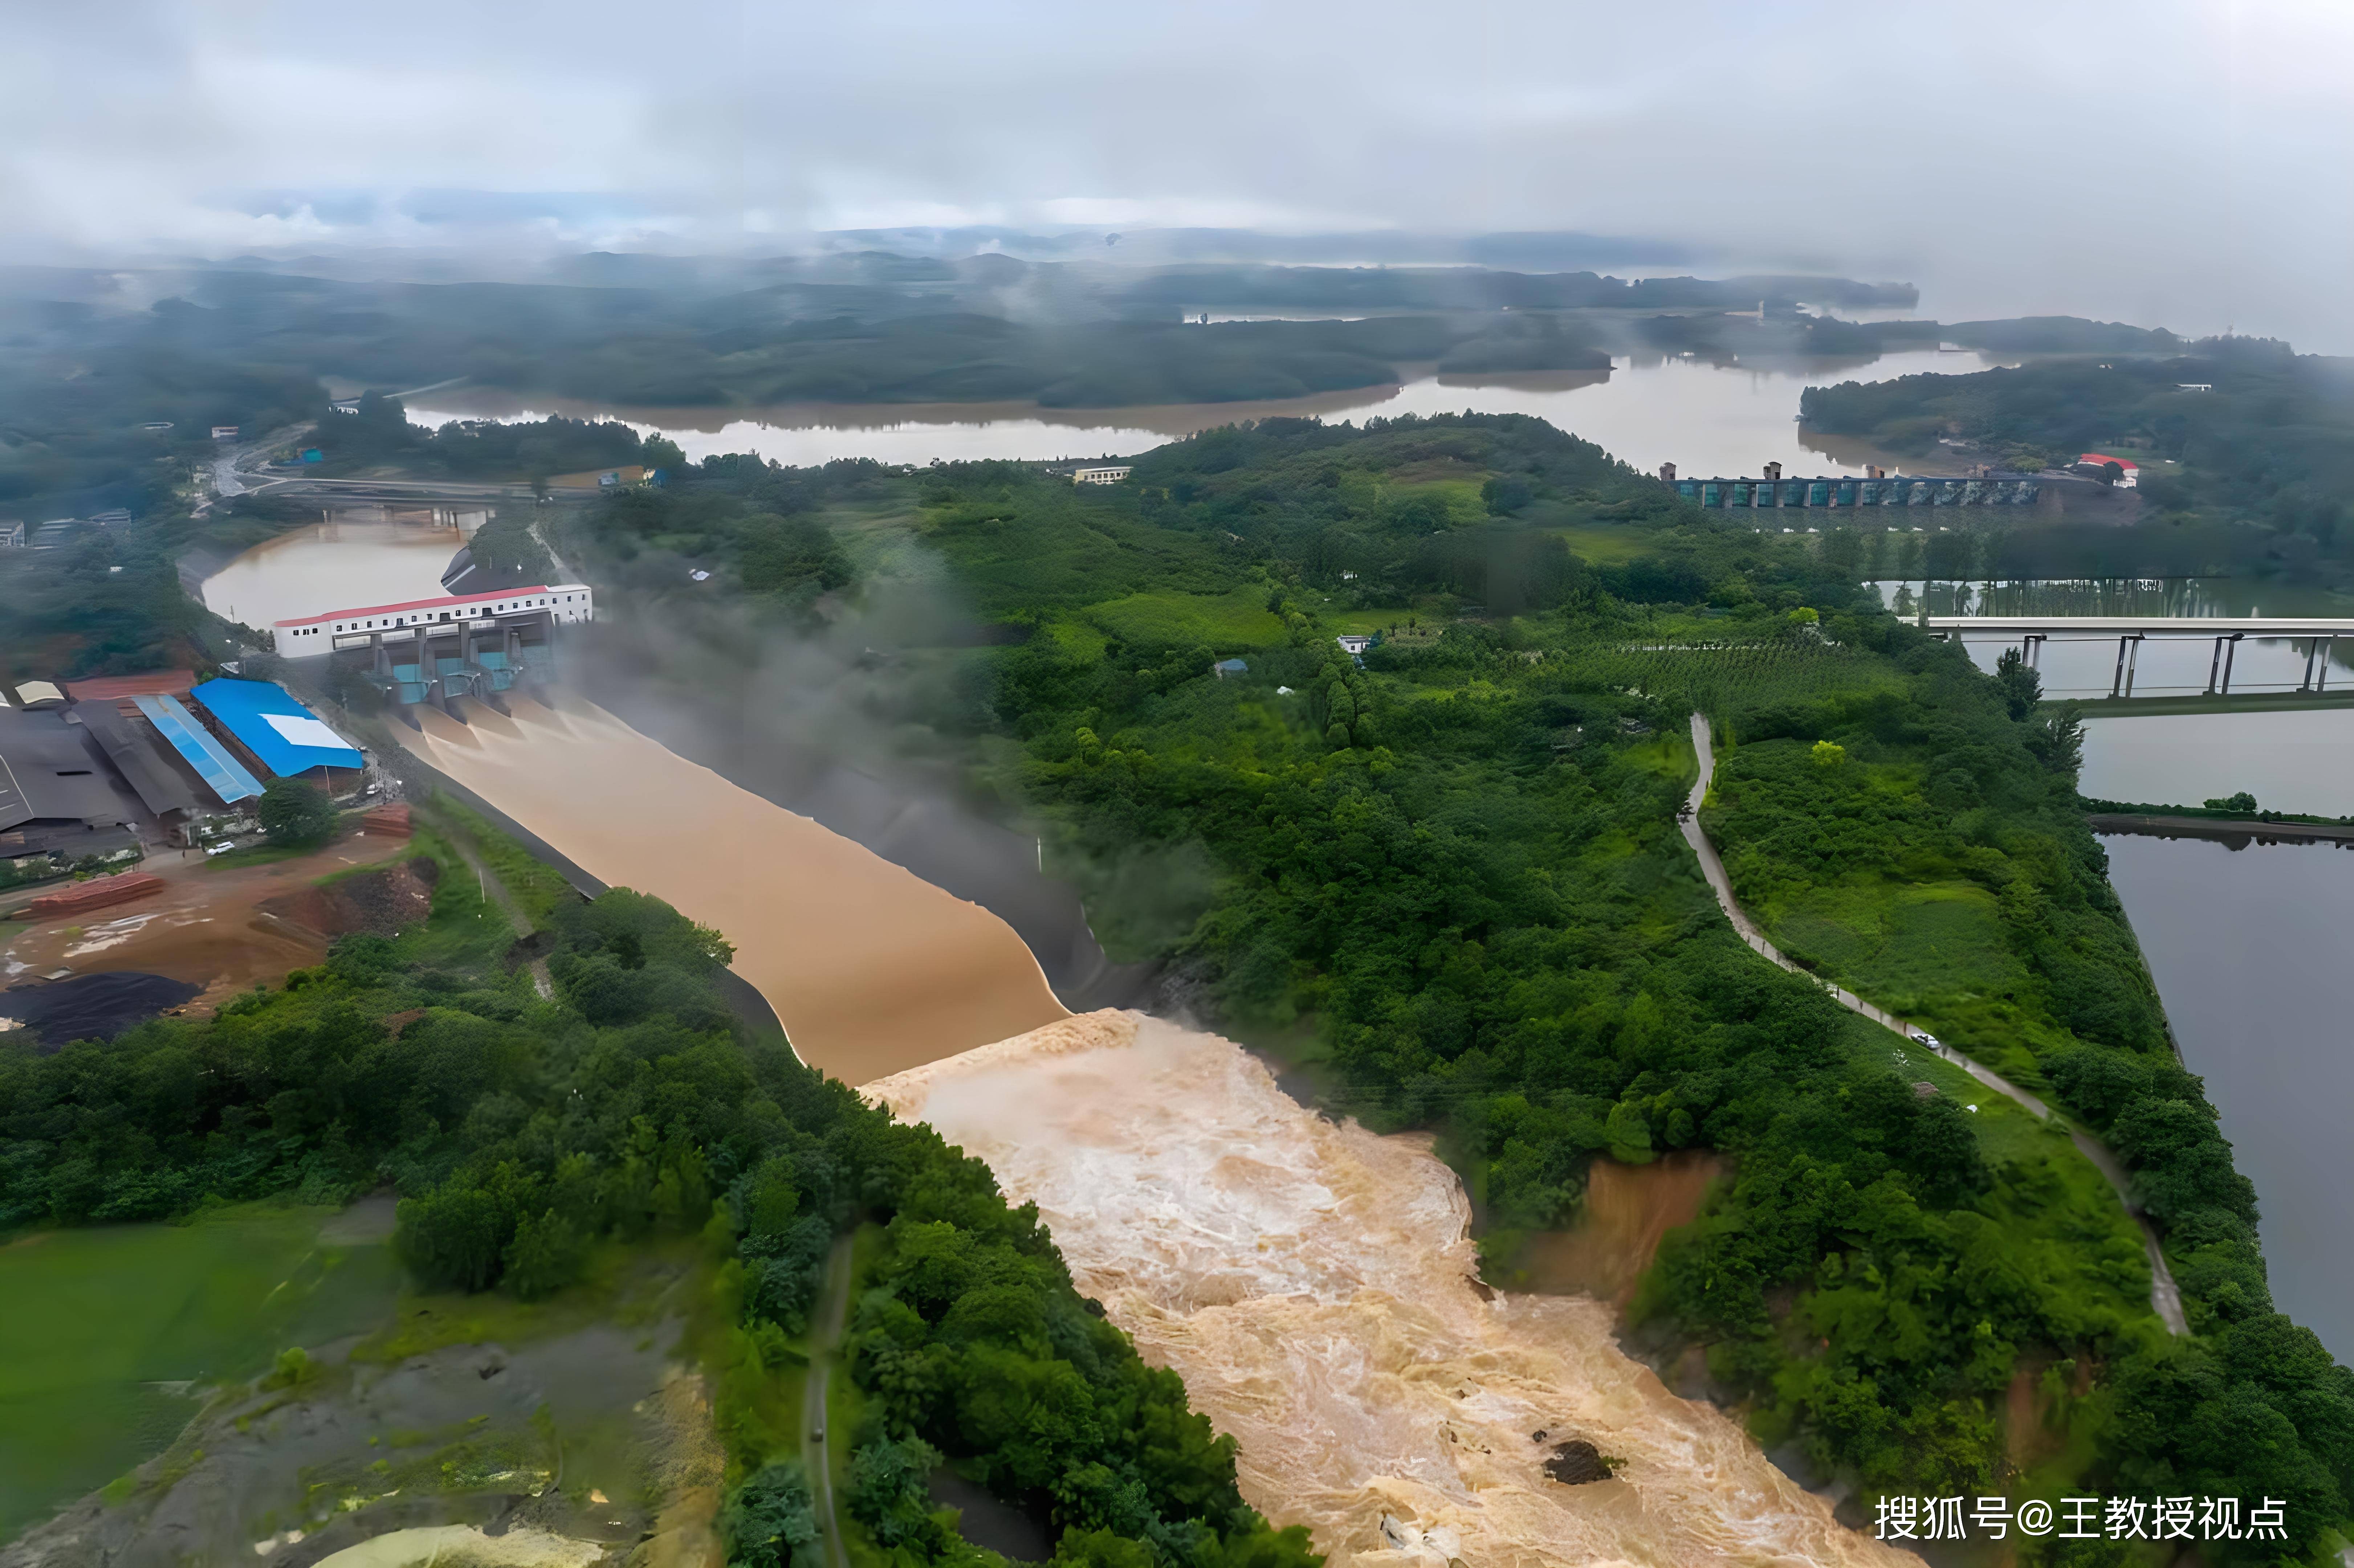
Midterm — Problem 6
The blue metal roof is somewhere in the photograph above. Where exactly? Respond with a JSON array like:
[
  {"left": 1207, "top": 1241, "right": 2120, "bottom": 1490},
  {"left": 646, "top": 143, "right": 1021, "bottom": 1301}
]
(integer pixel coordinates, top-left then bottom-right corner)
[
  {"left": 133, "top": 693, "right": 263, "bottom": 804},
  {"left": 187, "top": 679, "right": 364, "bottom": 777}
]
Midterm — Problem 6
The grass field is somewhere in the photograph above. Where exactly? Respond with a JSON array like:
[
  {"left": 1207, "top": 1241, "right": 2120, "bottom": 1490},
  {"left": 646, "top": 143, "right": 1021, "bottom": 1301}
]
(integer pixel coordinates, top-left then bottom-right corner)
[
  {"left": 1084, "top": 585, "right": 1286, "bottom": 650},
  {"left": 1553, "top": 523, "right": 1656, "bottom": 564},
  {"left": 0, "top": 1201, "right": 402, "bottom": 1540},
  {"left": 1771, "top": 880, "right": 2029, "bottom": 1012}
]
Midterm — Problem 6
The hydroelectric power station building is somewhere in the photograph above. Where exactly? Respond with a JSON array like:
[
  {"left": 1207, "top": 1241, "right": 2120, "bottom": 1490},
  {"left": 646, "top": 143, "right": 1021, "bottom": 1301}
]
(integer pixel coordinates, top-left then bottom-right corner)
[{"left": 268, "top": 584, "right": 594, "bottom": 723}]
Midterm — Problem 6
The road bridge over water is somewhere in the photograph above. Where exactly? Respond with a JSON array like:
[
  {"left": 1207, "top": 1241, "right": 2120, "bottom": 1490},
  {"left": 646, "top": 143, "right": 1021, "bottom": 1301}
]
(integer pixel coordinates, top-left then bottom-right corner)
[{"left": 1927, "top": 615, "right": 2354, "bottom": 698}]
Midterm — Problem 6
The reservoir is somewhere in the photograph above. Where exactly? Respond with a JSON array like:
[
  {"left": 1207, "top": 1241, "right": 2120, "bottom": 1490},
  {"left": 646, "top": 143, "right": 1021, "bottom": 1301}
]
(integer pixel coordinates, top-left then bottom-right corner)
[
  {"left": 405, "top": 345, "right": 2003, "bottom": 481},
  {"left": 2100, "top": 832, "right": 2354, "bottom": 1360},
  {"left": 199, "top": 516, "right": 469, "bottom": 628}
]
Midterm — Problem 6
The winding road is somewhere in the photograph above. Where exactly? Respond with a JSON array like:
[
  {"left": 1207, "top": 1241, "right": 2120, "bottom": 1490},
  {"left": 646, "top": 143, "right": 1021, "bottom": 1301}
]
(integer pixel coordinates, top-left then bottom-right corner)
[
  {"left": 1679, "top": 713, "right": 2188, "bottom": 1335},
  {"left": 803, "top": 1234, "right": 857, "bottom": 1568}
]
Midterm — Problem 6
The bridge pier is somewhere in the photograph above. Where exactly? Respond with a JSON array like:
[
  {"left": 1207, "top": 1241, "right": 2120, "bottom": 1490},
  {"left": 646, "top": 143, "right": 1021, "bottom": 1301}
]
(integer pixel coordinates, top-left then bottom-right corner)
[
  {"left": 2207, "top": 632, "right": 2245, "bottom": 695},
  {"left": 2111, "top": 633, "right": 2146, "bottom": 698},
  {"left": 2303, "top": 634, "right": 2337, "bottom": 693}
]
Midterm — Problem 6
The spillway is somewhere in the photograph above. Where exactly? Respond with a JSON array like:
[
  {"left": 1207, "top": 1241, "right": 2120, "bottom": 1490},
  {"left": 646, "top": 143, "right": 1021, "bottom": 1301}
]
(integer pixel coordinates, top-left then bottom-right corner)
[{"left": 406, "top": 694, "right": 1067, "bottom": 1081}]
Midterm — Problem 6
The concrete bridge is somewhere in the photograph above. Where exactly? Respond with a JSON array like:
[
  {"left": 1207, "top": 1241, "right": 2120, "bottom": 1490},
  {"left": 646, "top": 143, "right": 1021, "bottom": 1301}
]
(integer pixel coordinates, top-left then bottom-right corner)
[{"left": 1926, "top": 615, "right": 2354, "bottom": 697}]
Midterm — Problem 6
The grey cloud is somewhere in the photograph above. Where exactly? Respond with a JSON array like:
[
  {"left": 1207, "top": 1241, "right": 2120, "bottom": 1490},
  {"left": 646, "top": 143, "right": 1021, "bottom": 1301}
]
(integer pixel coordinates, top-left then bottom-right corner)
[{"left": 5, "top": 0, "right": 2351, "bottom": 347}]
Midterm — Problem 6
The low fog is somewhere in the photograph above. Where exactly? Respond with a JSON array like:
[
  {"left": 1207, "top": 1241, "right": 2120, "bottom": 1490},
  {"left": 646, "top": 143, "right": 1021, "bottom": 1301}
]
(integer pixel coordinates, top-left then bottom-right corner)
[{"left": 8, "top": 0, "right": 2353, "bottom": 347}]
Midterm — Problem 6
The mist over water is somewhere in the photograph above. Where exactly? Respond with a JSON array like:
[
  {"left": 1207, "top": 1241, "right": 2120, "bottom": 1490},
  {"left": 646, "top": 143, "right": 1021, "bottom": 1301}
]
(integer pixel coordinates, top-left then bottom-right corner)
[{"left": 867, "top": 1013, "right": 1911, "bottom": 1568}]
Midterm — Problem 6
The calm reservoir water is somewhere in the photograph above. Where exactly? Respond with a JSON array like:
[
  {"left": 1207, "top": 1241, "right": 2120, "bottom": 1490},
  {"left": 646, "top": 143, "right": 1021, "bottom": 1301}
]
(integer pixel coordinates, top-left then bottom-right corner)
[
  {"left": 200, "top": 519, "right": 465, "bottom": 627},
  {"left": 407, "top": 346, "right": 2007, "bottom": 480},
  {"left": 2101, "top": 833, "right": 2354, "bottom": 1360}
]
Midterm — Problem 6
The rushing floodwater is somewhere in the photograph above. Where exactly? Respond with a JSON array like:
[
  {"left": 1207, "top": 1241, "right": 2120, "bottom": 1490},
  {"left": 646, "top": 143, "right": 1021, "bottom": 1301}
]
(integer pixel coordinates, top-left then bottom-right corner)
[
  {"left": 187, "top": 485, "right": 2354, "bottom": 1556},
  {"left": 2100, "top": 833, "right": 2354, "bottom": 1361},
  {"left": 406, "top": 346, "right": 2006, "bottom": 480},
  {"left": 867, "top": 1013, "right": 1912, "bottom": 1568}
]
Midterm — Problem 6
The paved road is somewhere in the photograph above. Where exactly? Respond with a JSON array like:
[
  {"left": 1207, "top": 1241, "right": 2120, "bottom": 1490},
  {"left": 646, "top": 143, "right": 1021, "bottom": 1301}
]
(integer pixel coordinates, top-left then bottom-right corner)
[
  {"left": 199, "top": 421, "right": 318, "bottom": 510},
  {"left": 1679, "top": 713, "right": 2187, "bottom": 1335},
  {"left": 803, "top": 1234, "right": 857, "bottom": 1568}
]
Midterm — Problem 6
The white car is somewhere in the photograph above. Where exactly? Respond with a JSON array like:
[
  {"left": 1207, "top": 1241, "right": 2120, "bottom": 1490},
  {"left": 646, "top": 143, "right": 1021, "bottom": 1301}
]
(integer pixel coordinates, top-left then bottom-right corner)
[
  {"left": 1915, "top": 1032, "right": 1942, "bottom": 1050},
  {"left": 205, "top": 840, "right": 237, "bottom": 856}
]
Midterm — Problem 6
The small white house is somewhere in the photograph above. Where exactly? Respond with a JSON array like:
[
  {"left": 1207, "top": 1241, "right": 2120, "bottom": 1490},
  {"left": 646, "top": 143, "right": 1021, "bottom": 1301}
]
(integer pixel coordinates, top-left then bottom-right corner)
[{"left": 1073, "top": 465, "right": 1133, "bottom": 486}]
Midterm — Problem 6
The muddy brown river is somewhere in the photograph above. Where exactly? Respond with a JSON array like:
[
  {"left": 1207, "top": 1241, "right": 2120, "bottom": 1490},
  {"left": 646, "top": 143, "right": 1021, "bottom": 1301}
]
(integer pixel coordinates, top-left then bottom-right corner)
[{"left": 407, "top": 694, "right": 1067, "bottom": 1081}]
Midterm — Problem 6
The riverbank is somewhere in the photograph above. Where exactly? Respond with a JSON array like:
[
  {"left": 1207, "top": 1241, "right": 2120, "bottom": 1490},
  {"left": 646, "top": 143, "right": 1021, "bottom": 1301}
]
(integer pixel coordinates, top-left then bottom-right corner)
[{"left": 2087, "top": 811, "right": 2354, "bottom": 845}]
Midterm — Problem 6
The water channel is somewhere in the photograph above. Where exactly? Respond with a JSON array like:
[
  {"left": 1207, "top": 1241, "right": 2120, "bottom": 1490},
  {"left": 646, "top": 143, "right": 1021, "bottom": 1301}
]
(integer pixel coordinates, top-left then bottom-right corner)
[{"left": 2100, "top": 834, "right": 2354, "bottom": 1360}]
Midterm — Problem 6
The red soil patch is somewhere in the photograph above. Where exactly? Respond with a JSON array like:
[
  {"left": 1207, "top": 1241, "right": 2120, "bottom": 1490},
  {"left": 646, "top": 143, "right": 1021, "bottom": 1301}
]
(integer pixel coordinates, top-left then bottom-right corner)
[{"left": 258, "top": 861, "right": 433, "bottom": 940}]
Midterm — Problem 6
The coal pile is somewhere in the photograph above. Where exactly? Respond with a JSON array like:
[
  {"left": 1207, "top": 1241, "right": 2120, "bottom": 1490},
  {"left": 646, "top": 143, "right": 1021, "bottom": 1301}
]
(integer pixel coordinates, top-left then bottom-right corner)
[{"left": 2, "top": 972, "right": 201, "bottom": 1049}]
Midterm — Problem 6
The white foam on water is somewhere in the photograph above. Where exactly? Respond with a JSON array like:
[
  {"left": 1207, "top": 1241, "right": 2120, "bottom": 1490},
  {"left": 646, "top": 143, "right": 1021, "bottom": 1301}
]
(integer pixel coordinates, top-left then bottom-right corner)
[{"left": 868, "top": 1012, "right": 1916, "bottom": 1568}]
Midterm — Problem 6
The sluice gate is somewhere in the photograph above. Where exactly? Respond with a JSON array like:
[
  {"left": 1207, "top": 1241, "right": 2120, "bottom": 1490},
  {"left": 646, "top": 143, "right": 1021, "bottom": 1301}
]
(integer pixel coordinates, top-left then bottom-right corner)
[
  {"left": 1672, "top": 473, "right": 2042, "bottom": 510},
  {"left": 269, "top": 584, "right": 595, "bottom": 726}
]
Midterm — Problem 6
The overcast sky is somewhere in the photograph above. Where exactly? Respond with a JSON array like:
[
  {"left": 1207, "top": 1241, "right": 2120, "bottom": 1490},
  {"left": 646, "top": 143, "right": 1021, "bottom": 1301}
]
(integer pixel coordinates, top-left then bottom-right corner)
[{"left": 9, "top": 0, "right": 2353, "bottom": 346}]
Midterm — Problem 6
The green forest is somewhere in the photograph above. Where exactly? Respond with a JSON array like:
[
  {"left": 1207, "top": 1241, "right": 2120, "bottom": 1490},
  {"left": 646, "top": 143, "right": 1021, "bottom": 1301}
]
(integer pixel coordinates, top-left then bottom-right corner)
[
  {"left": 578, "top": 413, "right": 2354, "bottom": 1561},
  {"left": 0, "top": 818, "right": 1316, "bottom": 1568}
]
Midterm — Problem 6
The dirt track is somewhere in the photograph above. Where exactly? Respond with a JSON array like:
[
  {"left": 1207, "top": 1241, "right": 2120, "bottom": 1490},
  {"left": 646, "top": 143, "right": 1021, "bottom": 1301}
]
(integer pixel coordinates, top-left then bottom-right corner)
[{"left": 0, "top": 834, "right": 412, "bottom": 1016}]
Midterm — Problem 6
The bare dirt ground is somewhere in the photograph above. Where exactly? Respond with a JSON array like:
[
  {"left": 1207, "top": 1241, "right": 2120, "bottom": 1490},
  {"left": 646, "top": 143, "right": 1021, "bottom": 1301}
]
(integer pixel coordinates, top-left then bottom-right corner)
[{"left": 0, "top": 833, "right": 413, "bottom": 1017}]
